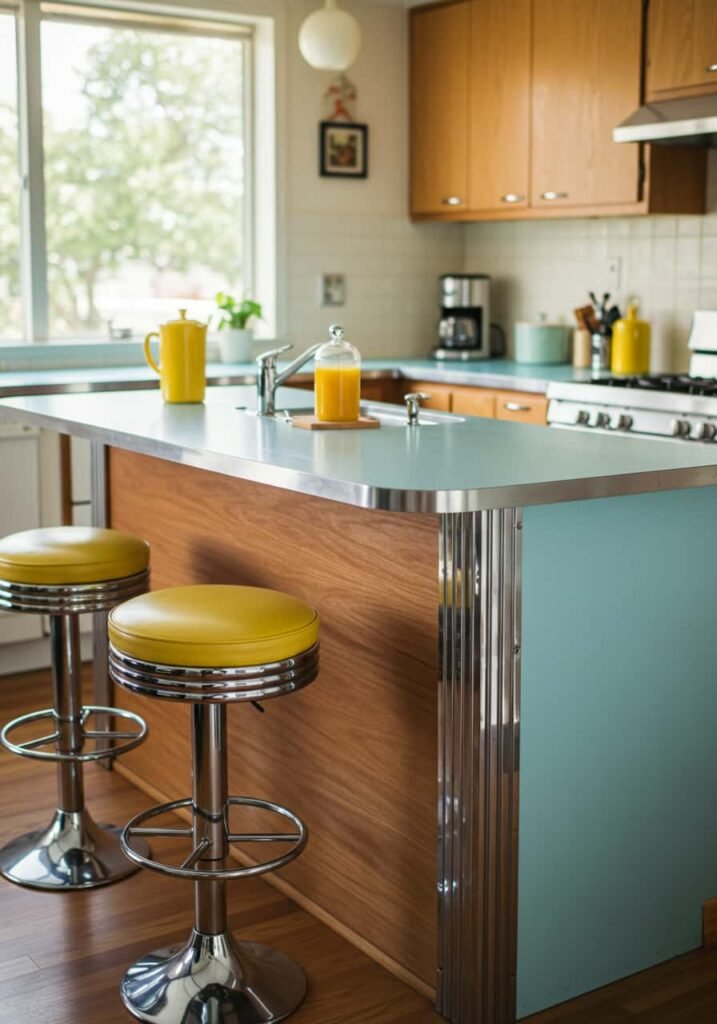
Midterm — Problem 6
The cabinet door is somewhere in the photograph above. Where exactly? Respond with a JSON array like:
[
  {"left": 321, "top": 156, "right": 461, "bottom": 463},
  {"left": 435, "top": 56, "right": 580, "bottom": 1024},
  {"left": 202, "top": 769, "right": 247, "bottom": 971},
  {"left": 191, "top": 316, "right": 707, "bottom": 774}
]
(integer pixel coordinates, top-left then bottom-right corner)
[
  {"left": 451, "top": 386, "right": 496, "bottom": 418},
  {"left": 494, "top": 391, "right": 548, "bottom": 425},
  {"left": 410, "top": 1, "right": 470, "bottom": 215},
  {"left": 648, "top": 0, "right": 717, "bottom": 97},
  {"left": 0, "top": 426, "right": 44, "bottom": 645},
  {"left": 467, "top": 0, "right": 531, "bottom": 212},
  {"left": 531, "top": 0, "right": 642, "bottom": 209}
]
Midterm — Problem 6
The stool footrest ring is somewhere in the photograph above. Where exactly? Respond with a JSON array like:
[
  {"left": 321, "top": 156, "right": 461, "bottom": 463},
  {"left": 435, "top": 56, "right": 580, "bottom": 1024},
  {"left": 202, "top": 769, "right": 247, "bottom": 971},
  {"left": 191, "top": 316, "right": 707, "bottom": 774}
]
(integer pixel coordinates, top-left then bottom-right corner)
[
  {"left": 121, "top": 795, "right": 307, "bottom": 882},
  {"left": 0, "top": 705, "right": 148, "bottom": 762}
]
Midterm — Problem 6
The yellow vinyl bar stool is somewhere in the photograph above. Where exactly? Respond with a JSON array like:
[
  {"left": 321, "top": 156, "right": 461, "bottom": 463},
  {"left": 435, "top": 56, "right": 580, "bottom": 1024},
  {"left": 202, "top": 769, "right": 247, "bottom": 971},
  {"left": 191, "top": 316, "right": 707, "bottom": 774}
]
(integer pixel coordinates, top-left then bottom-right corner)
[
  {"left": 108, "top": 584, "right": 320, "bottom": 1024},
  {"left": 0, "top": 527, "right": 150, "bottom": 890}
]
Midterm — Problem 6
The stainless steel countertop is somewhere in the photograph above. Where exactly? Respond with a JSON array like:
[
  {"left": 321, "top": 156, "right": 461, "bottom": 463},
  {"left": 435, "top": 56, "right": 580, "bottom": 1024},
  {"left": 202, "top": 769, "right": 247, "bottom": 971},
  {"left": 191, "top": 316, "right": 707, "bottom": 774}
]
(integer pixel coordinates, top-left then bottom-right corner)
[{"left": 0, "top": 385, "right": 715, "bottom": 513}]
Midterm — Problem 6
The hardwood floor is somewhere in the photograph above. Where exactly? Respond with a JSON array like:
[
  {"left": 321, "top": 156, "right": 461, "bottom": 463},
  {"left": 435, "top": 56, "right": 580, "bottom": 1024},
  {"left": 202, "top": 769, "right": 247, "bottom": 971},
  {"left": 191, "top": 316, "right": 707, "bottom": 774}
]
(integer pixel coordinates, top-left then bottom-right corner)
[
  {"left": 1, "top": 667, "right": 717, "bottom": 1023},
  {"left": 0, "top": 668, "right": 443, "bottom": 1024}
]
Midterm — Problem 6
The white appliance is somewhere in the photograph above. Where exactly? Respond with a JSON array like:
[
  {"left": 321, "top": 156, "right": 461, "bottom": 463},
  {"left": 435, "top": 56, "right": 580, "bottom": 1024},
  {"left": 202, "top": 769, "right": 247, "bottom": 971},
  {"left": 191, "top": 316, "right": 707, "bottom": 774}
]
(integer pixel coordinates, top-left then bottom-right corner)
[{"left": 547, "top": 311, "right": 717, "bottom": 442}]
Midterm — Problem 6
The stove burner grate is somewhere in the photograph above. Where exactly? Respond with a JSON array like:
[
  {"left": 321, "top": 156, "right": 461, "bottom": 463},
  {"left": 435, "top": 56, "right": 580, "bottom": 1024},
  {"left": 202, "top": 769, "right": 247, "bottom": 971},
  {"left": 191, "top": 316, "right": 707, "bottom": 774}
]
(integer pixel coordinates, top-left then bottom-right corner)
[{"left": 594, "top": 374, "right": 717, "bottom": 397}]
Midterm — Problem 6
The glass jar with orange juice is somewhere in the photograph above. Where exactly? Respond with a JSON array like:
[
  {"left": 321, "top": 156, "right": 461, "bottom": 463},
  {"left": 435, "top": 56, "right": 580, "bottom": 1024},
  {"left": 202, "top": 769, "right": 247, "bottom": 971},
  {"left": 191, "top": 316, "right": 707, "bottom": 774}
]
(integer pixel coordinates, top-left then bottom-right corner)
[{"left": 314, "top": 324, "right": 361, "bottom": 422}]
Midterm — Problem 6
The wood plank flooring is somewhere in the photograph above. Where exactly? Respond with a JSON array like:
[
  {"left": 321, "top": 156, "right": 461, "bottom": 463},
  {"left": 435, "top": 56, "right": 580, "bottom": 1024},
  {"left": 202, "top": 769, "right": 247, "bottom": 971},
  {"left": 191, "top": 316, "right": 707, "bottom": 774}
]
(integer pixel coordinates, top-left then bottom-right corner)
[{"left": 1, "top": 667, "right": 717, "bottom": 1022}]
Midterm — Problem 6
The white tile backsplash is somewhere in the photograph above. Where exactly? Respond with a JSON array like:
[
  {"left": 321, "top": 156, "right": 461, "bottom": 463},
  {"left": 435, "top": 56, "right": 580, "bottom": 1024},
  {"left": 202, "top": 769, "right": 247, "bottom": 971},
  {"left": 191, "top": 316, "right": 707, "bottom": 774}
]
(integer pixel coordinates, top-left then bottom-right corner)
[
  {"left": 464, "top": 152, "right": 717, "bottom": 373},
  {"left": 285, "top": 213, "right": 463, "bottom": 357}
]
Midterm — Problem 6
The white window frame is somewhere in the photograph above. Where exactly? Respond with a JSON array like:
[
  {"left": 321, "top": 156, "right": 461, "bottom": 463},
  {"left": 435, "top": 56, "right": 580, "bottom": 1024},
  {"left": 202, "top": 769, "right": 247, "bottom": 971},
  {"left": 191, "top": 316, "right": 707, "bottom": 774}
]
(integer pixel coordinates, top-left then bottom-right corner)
[{"left": 6, "top": 0, "right": 270, "bottom": 343}]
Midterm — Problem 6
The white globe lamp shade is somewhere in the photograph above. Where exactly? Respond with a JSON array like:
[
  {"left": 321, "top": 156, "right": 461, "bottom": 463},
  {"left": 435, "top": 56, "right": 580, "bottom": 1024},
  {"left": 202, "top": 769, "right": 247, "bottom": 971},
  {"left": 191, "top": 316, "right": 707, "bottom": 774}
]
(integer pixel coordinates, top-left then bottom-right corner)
[{"left": 299, "top": 0, "right": 362, "bottom": 72}]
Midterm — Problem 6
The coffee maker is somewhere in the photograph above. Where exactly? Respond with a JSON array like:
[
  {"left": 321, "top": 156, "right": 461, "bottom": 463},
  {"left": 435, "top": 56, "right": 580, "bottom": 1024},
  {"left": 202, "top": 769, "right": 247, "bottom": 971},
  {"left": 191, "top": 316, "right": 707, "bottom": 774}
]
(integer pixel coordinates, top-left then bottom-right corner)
[{"left": 433, "top": 274, "right": 491, "bottom": 360}]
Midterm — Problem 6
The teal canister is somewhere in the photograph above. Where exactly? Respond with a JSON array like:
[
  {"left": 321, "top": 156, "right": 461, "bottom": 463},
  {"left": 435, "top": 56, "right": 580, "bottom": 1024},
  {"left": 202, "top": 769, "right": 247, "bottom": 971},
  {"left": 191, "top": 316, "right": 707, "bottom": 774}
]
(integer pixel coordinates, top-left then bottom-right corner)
[{"left": 514, "top": 320, "right": 570, "bottom": 365}]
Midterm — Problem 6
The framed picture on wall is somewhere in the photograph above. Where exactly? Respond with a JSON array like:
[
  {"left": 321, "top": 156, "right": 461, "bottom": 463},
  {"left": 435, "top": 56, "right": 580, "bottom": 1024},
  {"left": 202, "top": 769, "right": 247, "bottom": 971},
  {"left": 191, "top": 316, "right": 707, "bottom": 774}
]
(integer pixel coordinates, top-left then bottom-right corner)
[{"left": 319, "top": 121, "right": 368, "bottom": 179}]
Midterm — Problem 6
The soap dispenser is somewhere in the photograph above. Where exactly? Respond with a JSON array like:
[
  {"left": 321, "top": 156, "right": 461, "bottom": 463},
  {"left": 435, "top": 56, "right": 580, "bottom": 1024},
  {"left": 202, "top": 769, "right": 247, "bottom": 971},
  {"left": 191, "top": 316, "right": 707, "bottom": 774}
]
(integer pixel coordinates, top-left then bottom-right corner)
[{"left": 314, "top": 324, "right": 361, "bottom": 422}]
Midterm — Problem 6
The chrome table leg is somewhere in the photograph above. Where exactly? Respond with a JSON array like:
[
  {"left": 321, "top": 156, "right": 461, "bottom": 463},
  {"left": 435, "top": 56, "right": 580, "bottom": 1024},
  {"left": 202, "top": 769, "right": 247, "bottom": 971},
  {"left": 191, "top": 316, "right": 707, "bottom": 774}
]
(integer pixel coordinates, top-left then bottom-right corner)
[
  {"left": 121, "top": 703, "right": 307, "bottom": 1023},
  {"left": 0, "top": 614, "right": 145, "bottom": 889},
  {"left": 438, "top": 510, "right": 522, "bottom": 1024}
]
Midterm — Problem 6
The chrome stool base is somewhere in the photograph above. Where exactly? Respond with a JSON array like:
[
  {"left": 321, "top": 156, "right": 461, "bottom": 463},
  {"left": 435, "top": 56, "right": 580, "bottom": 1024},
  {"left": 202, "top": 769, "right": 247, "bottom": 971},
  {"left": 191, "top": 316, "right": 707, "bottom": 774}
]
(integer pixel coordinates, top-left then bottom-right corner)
[
  {"left": 120, "top": 928, "right": 306, "bottom": 1024},
  {"left": 0, "top": 808, "right": 149, "bottom": 891}
]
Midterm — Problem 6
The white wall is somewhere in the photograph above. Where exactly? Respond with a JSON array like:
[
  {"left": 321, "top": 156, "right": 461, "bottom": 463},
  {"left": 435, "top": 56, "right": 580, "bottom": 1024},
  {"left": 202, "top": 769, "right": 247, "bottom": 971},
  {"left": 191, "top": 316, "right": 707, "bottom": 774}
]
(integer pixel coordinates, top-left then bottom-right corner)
[
  {"left": 281, "top": 0, "right": 462, "bottom": 356},
  {"left": 464, "top": 156, "right": 717, "bottom": 372}
]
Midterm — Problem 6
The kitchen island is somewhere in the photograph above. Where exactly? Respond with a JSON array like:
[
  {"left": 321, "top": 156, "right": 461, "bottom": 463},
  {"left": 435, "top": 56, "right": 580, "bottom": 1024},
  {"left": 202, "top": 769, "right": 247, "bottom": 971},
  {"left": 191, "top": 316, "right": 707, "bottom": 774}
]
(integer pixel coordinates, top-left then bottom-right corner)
[{"left": 0, "top": 383, "right": 715, "bottom": 1024}]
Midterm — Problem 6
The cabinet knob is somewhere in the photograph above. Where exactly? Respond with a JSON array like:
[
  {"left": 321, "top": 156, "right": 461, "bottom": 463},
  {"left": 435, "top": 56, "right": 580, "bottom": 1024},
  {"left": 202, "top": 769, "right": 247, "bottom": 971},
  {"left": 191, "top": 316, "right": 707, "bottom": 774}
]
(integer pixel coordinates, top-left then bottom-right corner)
[
  {"left": 501, "top": 193, "right": 525, "bottom": 204},
  {"left": 441, "top": 196, "right": 463, "bottom": 207},
  {"left": 706, "top": 63, "right": 717, "bottom": 73},
  {"left": 503, "top": 402, "right": 531, "bottom": 413},
  {"left": 541, "top": 191, "right": 568, "bottom": 201}
]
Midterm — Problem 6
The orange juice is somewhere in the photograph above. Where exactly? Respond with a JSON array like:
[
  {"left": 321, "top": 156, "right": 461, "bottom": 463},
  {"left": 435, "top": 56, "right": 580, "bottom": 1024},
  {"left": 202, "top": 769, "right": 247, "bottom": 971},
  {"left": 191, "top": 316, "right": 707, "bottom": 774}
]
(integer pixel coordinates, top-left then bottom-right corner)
[{"left": 315, "top": 366, "right": 361, "bottom": 422}]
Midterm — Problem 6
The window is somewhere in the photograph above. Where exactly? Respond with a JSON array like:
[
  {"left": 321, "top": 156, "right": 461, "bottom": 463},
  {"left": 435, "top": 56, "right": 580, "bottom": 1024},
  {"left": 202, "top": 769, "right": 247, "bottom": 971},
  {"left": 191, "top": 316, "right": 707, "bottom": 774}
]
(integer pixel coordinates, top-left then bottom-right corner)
[
  {"left": 0, "top": 11, "right": 21, "bottom": 340},
  {"left": 5, "top": 2, "right": 253, "bottom": 342}
]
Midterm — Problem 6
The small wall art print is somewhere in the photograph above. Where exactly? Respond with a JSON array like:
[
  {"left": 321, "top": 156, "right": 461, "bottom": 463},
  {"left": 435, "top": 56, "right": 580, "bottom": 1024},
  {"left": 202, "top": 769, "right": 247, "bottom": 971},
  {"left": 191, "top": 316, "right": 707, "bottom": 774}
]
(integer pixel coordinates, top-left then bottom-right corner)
[{"left": 319, "top": 121, "right": 368, "bottom": 179}]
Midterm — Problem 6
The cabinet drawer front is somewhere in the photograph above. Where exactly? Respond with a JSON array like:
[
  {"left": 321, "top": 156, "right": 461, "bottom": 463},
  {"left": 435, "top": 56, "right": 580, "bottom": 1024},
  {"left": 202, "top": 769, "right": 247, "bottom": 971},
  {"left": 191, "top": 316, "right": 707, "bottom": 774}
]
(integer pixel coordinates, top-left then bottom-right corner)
[
  {"left": 409, "top": 381, "right": 453, "bottom": 412},
  {"left": 494, "top": 392, "right": 548, "bottom": 425},
  {"left": 451, "top": 387, "right": 496, "bottom": 418}
]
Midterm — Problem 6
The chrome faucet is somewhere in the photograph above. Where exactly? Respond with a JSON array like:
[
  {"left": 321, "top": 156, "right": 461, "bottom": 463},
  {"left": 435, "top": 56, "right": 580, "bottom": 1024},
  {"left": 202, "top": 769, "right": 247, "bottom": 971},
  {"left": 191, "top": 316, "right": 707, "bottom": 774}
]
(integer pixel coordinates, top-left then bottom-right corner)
[{"left": 256, "top": 343, "right": 323, "bottom": 416}]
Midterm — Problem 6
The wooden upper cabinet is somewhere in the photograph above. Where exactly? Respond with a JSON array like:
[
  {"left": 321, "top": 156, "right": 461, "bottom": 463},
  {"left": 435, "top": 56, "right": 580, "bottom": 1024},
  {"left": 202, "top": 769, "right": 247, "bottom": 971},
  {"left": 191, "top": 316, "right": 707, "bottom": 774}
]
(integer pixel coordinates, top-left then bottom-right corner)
[
  {"left": 531, "top": 0, "right": 643, "bottom": 210},
  {"left": 410, "top": 1, "right": 470, "bottom": 214},
  {"left": 647, "top": 0, "right": 717, "bottom": 98},
  {"left": 467, "top": 0, "right": 531, "bottom": 212}
]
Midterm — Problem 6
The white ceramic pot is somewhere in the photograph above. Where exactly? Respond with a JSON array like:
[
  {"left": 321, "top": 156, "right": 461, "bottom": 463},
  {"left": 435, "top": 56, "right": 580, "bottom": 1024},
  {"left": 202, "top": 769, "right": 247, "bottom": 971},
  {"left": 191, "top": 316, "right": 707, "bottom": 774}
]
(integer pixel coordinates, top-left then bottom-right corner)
[{"left": 217, "top": 328, "right": 254, "bottom": 364}]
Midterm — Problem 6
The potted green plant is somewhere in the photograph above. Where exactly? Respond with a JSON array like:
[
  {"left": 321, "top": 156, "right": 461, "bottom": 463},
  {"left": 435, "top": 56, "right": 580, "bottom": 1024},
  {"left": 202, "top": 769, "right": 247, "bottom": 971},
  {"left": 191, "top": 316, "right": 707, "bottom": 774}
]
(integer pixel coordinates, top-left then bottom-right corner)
[{"left": 214, "top": 292, "right": 263, "bottom": 363}]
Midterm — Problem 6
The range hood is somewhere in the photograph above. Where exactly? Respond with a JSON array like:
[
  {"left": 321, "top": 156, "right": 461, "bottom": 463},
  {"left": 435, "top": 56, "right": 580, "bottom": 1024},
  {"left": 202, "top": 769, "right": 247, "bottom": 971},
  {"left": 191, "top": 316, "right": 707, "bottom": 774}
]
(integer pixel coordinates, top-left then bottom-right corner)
[{"left": 614, "top": 94, "right": 717, "bottom": 146}]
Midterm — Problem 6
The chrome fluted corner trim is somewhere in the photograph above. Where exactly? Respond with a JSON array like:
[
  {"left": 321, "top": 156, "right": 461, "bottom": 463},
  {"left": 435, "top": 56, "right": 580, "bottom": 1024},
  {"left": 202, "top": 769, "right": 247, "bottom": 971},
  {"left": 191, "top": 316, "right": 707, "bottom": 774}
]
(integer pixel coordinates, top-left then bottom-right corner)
[
  {"left": 0, "top": 569, "right": 149, "bottom": 615},
  {"left": 121, "top": 795, "right": 308, "bottom": 881},
  {"left": 0, "top": 704, "right": 147, "bottom": 762},
  {"left": 438, "top": 509, "right": 522, "bottom": 1024},
  {"left": 109, "top": 642, "right": 320, "bottom": 703}
]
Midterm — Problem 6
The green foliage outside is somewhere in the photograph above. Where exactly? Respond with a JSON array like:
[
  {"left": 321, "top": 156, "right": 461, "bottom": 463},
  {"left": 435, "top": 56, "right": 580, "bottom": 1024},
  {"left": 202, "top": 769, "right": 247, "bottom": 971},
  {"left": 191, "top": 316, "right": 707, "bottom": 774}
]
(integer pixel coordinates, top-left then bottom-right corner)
[{"left": 0, "top": 27, "right": 246, "bottom": 336}]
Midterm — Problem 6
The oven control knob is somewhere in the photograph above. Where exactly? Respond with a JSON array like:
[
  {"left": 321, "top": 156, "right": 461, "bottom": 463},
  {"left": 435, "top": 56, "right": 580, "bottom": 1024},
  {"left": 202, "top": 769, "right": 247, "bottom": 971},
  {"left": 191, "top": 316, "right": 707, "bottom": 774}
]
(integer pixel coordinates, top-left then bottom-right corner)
[
  {"left": 594, "top": 412, "right": 610, "bottom": 429},
  {"left": 575, "top": 409, "right": 590, "bottom": 426},
  {"left": 692, "top": 421, "right": 717, "bottom": 441},
  {"left": 671, "top": 419, "right": 691, "bottom": 438},
  {"left": 610, "top": 413, "right": 633, "bottom": 431}
]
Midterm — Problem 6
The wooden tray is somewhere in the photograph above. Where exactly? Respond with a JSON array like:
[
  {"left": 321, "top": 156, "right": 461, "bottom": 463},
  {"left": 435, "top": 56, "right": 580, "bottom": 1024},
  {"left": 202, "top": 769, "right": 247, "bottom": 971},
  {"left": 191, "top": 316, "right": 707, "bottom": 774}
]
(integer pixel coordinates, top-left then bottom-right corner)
[{"left": 291, "top": 415, "right": 380, "bottom": 431}]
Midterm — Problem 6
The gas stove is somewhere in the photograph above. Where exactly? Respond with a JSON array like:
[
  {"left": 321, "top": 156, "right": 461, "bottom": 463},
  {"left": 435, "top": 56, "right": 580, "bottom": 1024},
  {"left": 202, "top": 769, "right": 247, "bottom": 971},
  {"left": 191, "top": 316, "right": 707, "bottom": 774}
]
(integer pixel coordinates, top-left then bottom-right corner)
[{"left": 547, "top": 310, "right": 717, "bottom": 442}]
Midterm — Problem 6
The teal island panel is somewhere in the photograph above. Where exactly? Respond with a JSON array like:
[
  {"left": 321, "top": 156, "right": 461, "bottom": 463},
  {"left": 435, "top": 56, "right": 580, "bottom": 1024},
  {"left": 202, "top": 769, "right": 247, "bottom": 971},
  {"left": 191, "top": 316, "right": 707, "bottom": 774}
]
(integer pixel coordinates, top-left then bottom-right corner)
[{"left": 518, "top": 485, "right": 717, "bottom": 1017}]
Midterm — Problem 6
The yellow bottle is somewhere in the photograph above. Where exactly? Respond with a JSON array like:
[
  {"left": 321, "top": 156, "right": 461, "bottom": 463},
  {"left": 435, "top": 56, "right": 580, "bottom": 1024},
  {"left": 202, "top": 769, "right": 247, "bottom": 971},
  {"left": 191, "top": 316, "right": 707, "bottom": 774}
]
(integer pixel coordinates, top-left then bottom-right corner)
[
  {"left": 314, "top": 324, "right": 361, "bottom": 422},
  {"left": 611, "top": 301, "right": 651, "bottom": 375}
]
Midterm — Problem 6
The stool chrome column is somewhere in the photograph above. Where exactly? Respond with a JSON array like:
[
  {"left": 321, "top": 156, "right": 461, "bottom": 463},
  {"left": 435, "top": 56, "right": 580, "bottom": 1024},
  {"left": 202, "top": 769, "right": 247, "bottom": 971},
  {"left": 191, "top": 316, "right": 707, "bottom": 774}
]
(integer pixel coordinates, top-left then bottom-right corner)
[
  {"left": 0, "top": 527, "right": 150, "bottom": 890},
  {"left": 109, "top": 584, "right": 320, "bottom": 1024}
]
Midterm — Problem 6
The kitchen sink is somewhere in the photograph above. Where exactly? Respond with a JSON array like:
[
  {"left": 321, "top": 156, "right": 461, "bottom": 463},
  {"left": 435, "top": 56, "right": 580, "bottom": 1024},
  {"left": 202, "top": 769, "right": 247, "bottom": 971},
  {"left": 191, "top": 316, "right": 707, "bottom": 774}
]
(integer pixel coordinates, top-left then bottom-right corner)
[{"left": 279, "top": 403, "right": 466, "bottom": 427}]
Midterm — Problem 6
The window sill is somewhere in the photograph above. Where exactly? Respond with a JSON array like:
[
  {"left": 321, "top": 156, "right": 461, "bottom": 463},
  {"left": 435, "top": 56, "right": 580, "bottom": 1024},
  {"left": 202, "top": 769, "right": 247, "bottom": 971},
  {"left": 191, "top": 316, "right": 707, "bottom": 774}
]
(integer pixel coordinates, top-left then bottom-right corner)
[{"left": 0, "top": 337, "right": 256, "bottom": 372}]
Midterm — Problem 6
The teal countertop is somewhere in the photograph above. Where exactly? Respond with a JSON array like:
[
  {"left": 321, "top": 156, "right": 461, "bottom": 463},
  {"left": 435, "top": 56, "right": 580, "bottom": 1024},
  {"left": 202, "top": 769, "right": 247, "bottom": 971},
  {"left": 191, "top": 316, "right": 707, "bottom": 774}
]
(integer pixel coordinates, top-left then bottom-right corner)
[
  {"left": 0, "top": 384, "right": 714, "bottom": 513},
  {"left": 0, "top": 358, "right": 595, "bottom": 398}
]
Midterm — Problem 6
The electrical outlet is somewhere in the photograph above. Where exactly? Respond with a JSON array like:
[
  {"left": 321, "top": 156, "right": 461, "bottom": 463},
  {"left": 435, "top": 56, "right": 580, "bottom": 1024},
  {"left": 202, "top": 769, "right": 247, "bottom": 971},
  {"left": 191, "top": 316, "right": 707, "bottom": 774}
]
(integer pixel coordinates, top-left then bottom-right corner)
[
  {"left": 605, "top": 257, "right": 622, "bottom": 293},
  {"left": 320, "top": 273, "right": 346, "bottom": 307}
]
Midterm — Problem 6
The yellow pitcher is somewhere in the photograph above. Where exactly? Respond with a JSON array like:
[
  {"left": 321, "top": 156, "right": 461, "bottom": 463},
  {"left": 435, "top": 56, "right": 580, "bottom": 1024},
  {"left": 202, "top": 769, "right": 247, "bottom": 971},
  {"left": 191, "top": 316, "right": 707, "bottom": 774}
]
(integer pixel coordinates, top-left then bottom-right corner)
[{"left": 144, "top": 309, "right": 207, "bottom": 403}]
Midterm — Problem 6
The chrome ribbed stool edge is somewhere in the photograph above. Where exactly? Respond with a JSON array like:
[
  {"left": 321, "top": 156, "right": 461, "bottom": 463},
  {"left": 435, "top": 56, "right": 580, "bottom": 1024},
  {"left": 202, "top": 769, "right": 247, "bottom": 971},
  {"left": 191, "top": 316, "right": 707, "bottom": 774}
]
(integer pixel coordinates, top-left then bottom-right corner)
[
  {"left": 109, "top": 640, "right": 320, "bottom": 1024},
  {"left": 0, "top": 570, "right": 150, "bottom": 891}
]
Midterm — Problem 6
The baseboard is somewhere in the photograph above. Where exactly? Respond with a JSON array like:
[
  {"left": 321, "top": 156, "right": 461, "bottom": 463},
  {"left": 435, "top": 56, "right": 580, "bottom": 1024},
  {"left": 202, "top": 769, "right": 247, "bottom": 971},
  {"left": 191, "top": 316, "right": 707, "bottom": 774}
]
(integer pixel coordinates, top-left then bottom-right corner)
[
  {"left": 115, "top": 761, "right": 436, "bottom": 1003},
  {"left": 704, "top": 898, "right": 717, "bottom": 946}
]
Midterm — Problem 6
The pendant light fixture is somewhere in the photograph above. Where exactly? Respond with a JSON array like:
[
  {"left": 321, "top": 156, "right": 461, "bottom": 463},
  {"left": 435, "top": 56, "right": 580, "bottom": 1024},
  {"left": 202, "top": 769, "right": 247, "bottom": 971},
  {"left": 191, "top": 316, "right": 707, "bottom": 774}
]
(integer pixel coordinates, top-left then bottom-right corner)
[{"left": 298, "top": 0, "right": 362, "bottom": 73}]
